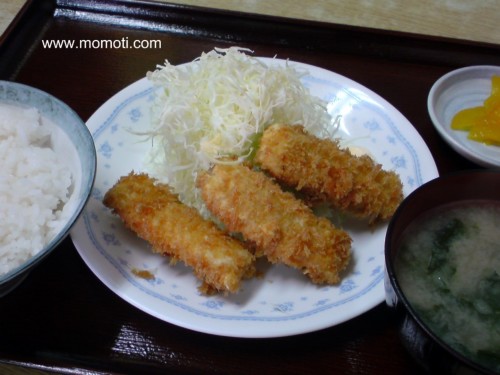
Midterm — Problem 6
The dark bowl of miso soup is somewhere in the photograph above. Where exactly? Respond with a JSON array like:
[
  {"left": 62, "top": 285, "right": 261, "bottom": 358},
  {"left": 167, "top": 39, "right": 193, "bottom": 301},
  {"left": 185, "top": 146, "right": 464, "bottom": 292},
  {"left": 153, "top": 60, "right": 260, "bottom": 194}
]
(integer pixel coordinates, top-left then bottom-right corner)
[{"left": 385, "top": 170, "right": 500, "bottom": 375}]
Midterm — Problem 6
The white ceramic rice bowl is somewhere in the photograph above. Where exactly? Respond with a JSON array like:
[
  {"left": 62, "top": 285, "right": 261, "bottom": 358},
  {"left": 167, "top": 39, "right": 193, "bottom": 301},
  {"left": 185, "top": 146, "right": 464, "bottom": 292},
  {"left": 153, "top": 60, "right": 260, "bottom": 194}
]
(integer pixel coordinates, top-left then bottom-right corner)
[{"left": 0, "top": 81, "right": 96, "bottom": 296}]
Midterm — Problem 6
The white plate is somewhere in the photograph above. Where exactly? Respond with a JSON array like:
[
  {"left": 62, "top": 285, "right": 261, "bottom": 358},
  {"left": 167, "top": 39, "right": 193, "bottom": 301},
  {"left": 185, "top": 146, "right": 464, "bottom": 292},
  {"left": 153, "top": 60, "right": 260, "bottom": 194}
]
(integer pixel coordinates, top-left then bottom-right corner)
[
  {"left": 71, "top": 58, "right": 438, "bottom": 338},
  {"left": 427, "top": 65, "right": 500, "bottom": 168}
]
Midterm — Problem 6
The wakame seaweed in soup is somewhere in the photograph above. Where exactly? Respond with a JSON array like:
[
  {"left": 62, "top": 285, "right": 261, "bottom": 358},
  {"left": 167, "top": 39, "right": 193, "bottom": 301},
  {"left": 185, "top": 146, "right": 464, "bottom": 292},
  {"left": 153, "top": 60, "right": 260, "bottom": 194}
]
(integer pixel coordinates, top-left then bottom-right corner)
[{"left": 395, "top": 202, "right": 500, "bottom": 373}]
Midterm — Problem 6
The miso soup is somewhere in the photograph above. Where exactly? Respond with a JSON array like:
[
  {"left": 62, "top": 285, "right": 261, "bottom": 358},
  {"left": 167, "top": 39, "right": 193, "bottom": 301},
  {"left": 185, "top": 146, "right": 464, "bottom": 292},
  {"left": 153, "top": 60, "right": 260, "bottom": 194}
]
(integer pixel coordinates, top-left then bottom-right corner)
[{"left": 395, "top": 201, "right": 500, "bottom": 373}]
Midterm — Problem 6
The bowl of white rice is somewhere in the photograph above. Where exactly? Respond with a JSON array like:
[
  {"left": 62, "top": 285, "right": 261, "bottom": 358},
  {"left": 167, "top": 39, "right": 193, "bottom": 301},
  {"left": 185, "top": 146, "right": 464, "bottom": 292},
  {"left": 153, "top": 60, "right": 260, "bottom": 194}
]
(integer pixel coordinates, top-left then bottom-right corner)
[{"left": 0, "top": 81, "right": 96, "bottom": 296}]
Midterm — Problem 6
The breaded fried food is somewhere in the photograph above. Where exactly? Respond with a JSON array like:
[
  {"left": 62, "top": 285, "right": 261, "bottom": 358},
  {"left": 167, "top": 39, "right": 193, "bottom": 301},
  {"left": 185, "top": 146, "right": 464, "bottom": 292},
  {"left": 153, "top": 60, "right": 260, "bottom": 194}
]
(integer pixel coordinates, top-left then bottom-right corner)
[
  {"left": 197, "top": 164, "right": 351, "bottom": 285},
  {"left": 103, "top": 172, "right": 255, "bottom": 294},
  {"left": 255, "top": 124, "right": 404, "bottom": 223}
]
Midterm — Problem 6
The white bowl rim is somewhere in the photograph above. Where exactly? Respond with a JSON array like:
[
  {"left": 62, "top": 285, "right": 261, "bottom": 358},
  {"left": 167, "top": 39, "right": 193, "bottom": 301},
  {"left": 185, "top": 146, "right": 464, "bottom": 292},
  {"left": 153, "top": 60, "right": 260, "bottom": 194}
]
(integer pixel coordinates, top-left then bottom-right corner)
[{"left": 427, "top": 65, "right": 500, "bottom": 168}]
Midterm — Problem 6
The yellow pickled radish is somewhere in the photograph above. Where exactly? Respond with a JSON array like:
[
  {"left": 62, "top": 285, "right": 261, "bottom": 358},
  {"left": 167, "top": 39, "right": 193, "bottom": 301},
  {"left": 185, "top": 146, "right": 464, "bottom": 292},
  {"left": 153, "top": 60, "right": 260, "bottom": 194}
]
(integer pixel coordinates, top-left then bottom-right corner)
[
  {"left": 451, "top": 106, "right": 484, "bottom": 130},
  {"left": 489, "top": 75, "right": 500, "bottom": 96},
  {"left": 451, "top": 75, "right": 500, "bottom": 145},
  {"left": 468, "top": 98, "right": 500, "bottom": 144}
]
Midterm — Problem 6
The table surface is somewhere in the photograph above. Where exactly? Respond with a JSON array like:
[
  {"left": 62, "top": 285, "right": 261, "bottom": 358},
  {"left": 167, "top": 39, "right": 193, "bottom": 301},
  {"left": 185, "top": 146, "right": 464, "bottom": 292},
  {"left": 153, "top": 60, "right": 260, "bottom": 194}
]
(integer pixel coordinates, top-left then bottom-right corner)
[
  {"left": 1, "top": 0, "right": 500, "bottom": 45},
  {"left": 0, "top": 1, "right": 499, "bottom": 375}
]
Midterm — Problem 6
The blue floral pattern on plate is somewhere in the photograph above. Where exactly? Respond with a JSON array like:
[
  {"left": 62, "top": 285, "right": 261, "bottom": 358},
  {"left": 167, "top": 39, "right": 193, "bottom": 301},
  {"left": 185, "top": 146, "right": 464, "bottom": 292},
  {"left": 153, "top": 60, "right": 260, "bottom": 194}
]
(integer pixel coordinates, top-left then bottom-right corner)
[{"left": 70, "top": 58, "right": 438, "bottom": 338}]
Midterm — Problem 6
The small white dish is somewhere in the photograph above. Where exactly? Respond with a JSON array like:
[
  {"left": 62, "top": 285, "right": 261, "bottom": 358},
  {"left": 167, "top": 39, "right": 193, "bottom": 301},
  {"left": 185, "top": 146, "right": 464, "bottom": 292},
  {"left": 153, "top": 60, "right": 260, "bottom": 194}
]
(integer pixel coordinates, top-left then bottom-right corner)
[{"left": 428, "top": 65, "right": 500, "bottom": 168}]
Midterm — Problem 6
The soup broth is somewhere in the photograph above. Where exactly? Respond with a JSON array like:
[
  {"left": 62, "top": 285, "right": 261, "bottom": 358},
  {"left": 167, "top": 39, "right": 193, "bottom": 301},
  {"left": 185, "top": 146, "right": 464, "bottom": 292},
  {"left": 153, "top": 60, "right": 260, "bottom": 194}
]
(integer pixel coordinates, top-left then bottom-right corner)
[{"left": 395, "top": 201, "right": 500, "bottom": 373}]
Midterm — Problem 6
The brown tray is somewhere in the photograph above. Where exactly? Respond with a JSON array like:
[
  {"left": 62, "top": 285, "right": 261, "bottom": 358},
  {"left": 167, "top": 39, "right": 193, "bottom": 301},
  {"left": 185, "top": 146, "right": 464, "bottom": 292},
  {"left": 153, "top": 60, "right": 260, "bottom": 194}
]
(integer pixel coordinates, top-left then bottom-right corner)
[{"left": 1, "top": 1, "right": 499, "bottom": 374}]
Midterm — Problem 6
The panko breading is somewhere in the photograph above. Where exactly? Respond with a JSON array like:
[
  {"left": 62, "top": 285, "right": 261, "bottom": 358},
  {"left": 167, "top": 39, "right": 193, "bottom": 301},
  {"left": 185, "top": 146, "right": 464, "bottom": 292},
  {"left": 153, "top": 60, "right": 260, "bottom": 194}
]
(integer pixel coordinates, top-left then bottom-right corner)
[
  {"left": 197, "top": 164, "right": 351, "bottom": 285},
  {"left": 255, "top": 124, "right": 404, "bottom": 223},
  {"left": 103, "top": 172, "right": 255, "bottom": 294}
]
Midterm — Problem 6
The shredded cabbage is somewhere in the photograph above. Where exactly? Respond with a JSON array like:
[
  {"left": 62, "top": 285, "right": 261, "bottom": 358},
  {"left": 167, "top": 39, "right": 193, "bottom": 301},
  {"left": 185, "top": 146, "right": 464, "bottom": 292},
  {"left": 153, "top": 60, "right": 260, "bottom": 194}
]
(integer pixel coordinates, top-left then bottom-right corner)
[{"left": 144, "top": 47, "right": 332, "bottom": 216}]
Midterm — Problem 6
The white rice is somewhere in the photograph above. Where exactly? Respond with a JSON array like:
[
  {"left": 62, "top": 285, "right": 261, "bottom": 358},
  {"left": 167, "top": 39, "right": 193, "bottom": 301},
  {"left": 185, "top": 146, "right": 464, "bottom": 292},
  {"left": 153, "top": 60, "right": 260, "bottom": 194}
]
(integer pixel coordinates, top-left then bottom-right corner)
[{"left": 0, "top": 103, "right": 73, "bottom": 276}]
